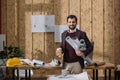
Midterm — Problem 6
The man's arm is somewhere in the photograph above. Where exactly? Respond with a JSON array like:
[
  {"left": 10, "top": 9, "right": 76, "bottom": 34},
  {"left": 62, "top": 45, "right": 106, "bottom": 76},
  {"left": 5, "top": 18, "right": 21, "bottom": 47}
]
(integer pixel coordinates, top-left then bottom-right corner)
[{"left": 82, "top": 33, "right": 93, "bottom": 56}]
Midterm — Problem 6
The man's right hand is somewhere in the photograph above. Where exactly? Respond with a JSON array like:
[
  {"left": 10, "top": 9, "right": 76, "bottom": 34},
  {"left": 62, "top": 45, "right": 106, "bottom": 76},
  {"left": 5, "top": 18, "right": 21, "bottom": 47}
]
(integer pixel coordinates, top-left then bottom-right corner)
[{"left": 56, "top": 48, "right": 63, "bottom": 58}]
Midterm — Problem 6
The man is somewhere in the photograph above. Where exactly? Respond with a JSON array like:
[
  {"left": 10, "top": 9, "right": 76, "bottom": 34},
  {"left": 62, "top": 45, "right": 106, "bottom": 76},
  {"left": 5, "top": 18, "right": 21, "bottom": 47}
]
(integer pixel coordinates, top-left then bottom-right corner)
[{"left": 56, "top": 15, "right": 93, "bottom": 75}]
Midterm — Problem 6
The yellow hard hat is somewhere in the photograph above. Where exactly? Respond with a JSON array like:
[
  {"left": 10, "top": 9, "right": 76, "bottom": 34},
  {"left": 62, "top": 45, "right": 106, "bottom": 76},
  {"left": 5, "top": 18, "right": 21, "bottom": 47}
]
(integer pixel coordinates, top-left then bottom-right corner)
[{"left": 6, "top": 57, "right": 22, "bottom": 67}]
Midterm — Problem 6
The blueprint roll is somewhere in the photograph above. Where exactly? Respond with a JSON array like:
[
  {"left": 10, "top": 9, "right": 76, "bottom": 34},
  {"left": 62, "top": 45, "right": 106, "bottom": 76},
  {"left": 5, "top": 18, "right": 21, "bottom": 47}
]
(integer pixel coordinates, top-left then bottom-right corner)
[
  {"left": 79, "top": 39, "right": 86, "bottom": 51},
  {"left": 65, "top": 36, "right": 87, "bottom": 51},
  {"left": 32, "top": 59, "right": 45, "bottom": 66},
  {"left": 65, "top": 36, "right": 79, "bottom": 50}
]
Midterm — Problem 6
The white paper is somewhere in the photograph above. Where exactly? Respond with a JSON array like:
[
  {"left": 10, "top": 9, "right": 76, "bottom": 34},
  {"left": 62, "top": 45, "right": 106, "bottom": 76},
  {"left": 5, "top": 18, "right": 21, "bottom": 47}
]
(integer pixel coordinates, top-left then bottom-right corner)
[
  {"left": 20, "top": 59, "right": 34, "bottom": 66},
  {"left": 54, "top": 25, "right": 80, "bottom": 42},
  {"left": 48, "top": 72, "right": 89, "bottom": 80},
  {"left": 0, "top": 34, "right": 6, "bottom": 51},
  {"left": 73, "top": 72, "right": 89, "bottom": 80},
  {"left": 32, "top": 59, "right": 44, "bottom": 66},
  {"left": 31, "top": 15, "right": 55, "bottom": 32}
]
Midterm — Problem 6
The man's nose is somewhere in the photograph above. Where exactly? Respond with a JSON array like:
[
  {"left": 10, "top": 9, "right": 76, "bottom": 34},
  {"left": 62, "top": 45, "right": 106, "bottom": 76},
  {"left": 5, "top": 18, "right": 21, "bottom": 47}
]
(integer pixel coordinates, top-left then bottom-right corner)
[{"left": 70, "top": 22, "right": 74, "bottom": 25}]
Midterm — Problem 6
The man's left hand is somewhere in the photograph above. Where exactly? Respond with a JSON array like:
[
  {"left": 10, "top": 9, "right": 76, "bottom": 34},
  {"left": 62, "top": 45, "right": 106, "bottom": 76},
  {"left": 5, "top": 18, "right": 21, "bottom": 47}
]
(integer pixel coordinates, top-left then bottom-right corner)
[{"left": 75, "top": 49, "right": 84, "bottom": 57}]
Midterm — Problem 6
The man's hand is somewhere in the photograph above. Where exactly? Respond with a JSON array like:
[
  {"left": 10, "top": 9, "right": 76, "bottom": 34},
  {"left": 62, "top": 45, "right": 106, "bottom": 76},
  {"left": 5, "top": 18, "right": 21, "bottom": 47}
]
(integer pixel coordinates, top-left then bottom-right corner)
[
  {"left": 75, "top": 49, "right": 84, "bottom": 57},
  {"left": 56, "top": 48, "right": 63, "bottom": 58}
]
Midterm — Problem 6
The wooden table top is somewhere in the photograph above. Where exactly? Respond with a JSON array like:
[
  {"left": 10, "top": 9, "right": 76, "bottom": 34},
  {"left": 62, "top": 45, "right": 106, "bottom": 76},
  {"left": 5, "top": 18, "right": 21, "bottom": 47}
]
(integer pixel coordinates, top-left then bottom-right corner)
[
  {"left": 84, "top": 63, "right": 115, "bottom": 69},
  {"left": 6, "top": 65, "right": 62, "bottom": 70}
]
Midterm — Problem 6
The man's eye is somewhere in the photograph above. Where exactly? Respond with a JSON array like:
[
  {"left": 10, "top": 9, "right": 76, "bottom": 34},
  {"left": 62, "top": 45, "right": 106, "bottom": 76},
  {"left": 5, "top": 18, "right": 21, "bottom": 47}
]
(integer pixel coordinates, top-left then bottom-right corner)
[{"left": 68, "top": 21, "right": 71, "bottom": 23}]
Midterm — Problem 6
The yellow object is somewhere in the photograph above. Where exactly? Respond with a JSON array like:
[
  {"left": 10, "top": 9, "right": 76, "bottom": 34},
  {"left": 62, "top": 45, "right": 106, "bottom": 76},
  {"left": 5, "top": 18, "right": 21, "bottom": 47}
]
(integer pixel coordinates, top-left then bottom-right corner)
[{"left": 6, "top": 57, "right": 21, "bottom": 67}]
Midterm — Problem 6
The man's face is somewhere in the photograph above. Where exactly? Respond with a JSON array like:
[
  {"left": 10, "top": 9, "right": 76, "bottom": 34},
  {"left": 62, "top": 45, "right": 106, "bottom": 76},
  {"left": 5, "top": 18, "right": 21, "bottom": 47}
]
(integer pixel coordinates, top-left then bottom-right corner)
[{"left": 67, "top": 18, "right": 77, "bottom": 30}]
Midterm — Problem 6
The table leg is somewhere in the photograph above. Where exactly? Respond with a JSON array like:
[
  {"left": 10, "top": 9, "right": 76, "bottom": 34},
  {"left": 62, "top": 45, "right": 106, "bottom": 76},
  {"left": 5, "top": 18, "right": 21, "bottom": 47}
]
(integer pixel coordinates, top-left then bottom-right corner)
[
  {"left": 25, "top": 69, "right": 27, "bottom": 80},
  {"left": 117, "top": 71, "right": 120, "bottom": 80},
  {"left": 93, "top": 69, "right": 95, "bottom": 80},
  {"left": 108, "top": 69, "right": 111, "bottom": 80},
  {"left": 96, "top": 69, "right": 98, "bottom": 80},
  {"left": 114, "top": 70, "right": 118, "bottom": 80},
  {"left": 17, "top": 69, "right": 19, "bottom": 80},
  {"left": 12, "top": 68, "right": 15, "bottom": 80},
  {"left": 104, "top": 69, "right": 107, "bottom": 80},
  {"left": 28, "top": 69, "right": 31, "bottom": 80}
]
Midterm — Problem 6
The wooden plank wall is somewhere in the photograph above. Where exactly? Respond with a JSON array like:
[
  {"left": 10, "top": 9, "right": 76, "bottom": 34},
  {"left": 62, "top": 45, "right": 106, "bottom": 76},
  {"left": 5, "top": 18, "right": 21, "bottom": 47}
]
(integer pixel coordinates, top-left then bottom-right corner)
[
  {"left": 1, "top": 0, "right": 120, "bottom": 66},
  {"left": 104, "top": 0, "right": 115, "bottom": 63},
  {"left": 114, "top": 0, "right": 120, "bottom": 65},
  {"left": 0, "top": 0, "right": 1, "bottom": 34},
  {"left": 92, "top": 0, "right": 104, "bottom": 62},
  {"left": 1, "top": 0, "right": 7, "bottom": 34}
]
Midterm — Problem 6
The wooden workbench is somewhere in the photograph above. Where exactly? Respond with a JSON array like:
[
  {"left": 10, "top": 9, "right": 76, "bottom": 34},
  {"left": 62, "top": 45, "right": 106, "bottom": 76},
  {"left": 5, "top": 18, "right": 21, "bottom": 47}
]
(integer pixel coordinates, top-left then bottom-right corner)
[
  {"left": 1, "top": 63, "right": 116, "bottom": 80},
  {"left": 84, "top": 63, "right": 115, "bottom": 80},
  {"left": 7, "top": 65, "right": 62, "bottom": 80}
]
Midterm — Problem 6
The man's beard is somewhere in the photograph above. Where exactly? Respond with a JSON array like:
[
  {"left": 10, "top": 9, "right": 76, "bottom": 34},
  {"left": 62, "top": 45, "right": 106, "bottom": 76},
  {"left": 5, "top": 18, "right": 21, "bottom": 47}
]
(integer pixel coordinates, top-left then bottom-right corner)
[{"left": 69, "top": 26, "right": 76, "bottom": 30}]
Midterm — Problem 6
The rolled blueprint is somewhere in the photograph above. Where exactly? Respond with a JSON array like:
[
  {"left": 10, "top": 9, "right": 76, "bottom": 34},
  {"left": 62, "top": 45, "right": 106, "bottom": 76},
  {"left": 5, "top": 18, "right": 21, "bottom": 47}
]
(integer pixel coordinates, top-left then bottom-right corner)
[
  {"left": 32, "top": 59, "right": 45, "bottom": 66},
  {"left": 65, "top": 36, "right": 80, "bottom": 50},
  {"left": 65, "top": 36, "right": 94, "bottom": 66}
]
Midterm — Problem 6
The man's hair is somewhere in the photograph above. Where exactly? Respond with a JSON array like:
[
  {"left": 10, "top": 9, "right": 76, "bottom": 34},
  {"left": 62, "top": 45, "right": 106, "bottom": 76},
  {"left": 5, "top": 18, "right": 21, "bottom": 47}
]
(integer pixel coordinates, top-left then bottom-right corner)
[{"left": 67, "top": 15, "right": 77, "bottom": 22}]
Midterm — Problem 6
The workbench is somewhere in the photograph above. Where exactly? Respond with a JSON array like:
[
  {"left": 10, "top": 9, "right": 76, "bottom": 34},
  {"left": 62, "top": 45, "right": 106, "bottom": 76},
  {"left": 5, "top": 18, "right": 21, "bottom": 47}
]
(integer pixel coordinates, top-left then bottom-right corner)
[
  {"left": 7, "top": 65, "right": 62, "bottom": 80},
  {"left": 84, "top": 63, "right": 115, "bottom": 80}
]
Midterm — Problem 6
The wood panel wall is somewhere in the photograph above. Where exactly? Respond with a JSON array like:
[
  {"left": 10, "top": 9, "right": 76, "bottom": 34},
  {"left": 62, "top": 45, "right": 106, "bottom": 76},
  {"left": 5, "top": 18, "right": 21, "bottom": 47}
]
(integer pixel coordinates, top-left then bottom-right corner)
[
  {"left": 1, "top": 0, "right": 120, "bottom": 65},
  {"left": 0, "top": 0, "right": 1, "bottom": 34},
  {"left": 114, "top": 0, "right": 120, "bottom": 65}
]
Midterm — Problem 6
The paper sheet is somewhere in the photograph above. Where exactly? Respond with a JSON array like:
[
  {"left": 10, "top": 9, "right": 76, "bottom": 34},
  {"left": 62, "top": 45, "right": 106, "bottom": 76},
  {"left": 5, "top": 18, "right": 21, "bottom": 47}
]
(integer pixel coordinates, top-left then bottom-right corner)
[
  {"left": 48, "top": 72, "right": 89, "bottom": 80},
  {"left": 31, "top": 15, "right": 55, "bottom": 32}
]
